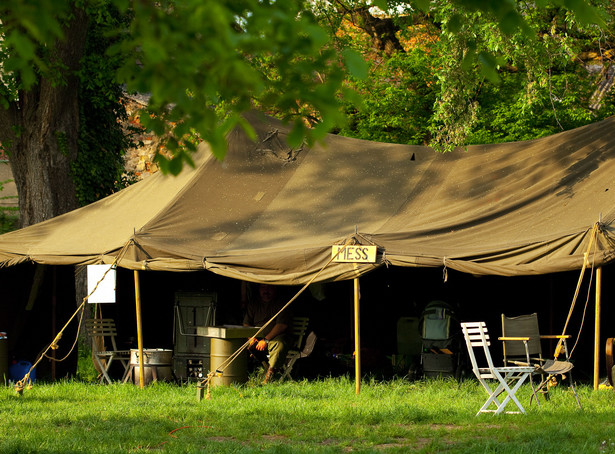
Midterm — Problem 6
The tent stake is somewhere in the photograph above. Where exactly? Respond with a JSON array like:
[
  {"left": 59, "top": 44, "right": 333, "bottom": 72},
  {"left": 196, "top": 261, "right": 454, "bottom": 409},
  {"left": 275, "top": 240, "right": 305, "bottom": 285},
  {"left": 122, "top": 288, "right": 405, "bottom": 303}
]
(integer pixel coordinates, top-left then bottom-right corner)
[
  {"left": 594, "top": 266, "right": 602, "bottom": 390},
  {"left": 134, "top": 270, "right": 145, "bottom": 389},
  {"left": 354, "top": 273, "right": 361, "bottom": 395}
]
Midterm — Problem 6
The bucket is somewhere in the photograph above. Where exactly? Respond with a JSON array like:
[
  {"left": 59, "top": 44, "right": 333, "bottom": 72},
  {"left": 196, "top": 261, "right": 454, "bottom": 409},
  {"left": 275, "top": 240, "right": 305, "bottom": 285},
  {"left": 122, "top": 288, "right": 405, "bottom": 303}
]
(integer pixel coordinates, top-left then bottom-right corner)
[
  {"left": 210, "top": 338, "right": 248, "bottom": 387},
  {"left": 9, "top": 360, "right": 35, "bottom": 383},
  {"left": 129, "top": 349, "right": 173, "bottom": 386}
]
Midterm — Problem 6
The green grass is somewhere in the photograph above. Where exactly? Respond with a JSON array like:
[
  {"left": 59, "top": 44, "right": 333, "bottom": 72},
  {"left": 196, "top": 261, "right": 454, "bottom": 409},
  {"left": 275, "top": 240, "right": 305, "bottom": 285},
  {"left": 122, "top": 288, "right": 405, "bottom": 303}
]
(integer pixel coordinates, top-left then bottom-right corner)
[{"left": 1, "top": 377, "right": 614, "bottom": 453}]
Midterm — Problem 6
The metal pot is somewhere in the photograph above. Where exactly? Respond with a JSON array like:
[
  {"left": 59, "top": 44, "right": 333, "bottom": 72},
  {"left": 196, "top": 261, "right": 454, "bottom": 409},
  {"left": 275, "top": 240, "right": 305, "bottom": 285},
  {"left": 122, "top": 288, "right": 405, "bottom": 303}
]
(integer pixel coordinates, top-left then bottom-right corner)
[{"left": 129, "top": 348, "right": 173, "bottom": 385}]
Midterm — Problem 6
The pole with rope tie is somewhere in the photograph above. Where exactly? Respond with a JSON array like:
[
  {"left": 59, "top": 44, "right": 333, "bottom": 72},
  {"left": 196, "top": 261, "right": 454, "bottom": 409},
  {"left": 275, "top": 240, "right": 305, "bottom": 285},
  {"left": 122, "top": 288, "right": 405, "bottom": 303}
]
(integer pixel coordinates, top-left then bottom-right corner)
[
  {"left": 353, "top": 266, "right": 361, "bottom": 395},
  {"left": 13, "top": 240, "right": 132, "bottom": 395},
  {"left": 554, "top": 222, "right": 599, "bottom": 360},
  {"left": 134, "top": 269, "right": 145, "bottom": 389},
  {"left": 594, "top": 266, "right": 602, "bottom": 390}
]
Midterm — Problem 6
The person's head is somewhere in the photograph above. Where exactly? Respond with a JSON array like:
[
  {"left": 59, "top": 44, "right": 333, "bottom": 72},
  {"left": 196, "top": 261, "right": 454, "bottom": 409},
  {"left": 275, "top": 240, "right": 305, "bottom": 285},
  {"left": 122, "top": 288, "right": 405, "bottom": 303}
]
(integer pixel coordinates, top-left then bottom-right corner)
[{"left": 258, "top": 284, "right": 276, "bottom": 303}]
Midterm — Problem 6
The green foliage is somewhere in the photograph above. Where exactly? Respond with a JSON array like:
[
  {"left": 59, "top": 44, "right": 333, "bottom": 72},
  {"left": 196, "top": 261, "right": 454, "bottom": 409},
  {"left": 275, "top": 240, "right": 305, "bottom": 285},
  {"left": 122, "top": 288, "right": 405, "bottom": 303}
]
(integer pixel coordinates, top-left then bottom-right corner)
[
  {"left": 468, "top": 68, "right": 615, "bottom": 144},
  {"left": 428, "top": 0, "right": 612, "bottom": 148},
  {"left": 1, "top": 0, "right": 614, "bottom": 191},
  {"left": 72, "top": 3, "right": 132, "bottom": 206},
  {"left": 111, "top": 0, "right": 354, "bottom": 171},
  {"left": 0, "top": 0, "right": 69, "bottom": 93},
  {"left": 325, "top": 0, "right": 614, "bottom": 151},
  {"left": 75, "top": 338, "right": 99, "bottom": 383},
  {"left": 0, "top": 208, "right": 19, "bottom": 234},
  {"left": 340, "top": 49, "right": 437, "bottom": 145},
  {"left": 1, "top": 0, "right": 363, "bottom": 180}
]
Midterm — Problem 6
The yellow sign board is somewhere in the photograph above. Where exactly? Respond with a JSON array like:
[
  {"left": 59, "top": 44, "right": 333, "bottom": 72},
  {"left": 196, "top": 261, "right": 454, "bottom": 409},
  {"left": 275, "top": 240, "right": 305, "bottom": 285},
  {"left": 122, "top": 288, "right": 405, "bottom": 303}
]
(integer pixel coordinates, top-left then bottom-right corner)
[{"left": 332, "top": 245, "right": 377, "bottom": 263}]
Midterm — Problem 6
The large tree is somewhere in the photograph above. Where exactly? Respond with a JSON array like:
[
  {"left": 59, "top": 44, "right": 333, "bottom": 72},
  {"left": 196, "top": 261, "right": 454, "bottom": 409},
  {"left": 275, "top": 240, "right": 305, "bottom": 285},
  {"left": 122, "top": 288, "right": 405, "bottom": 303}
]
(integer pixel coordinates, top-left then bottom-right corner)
[
  {"left": 0, "top": 0, "right": 609, "bottom": 228},
  {"left": 0, "top": 4, "right": 88, "bottom": 226},
  {"left": 0, "top": 0, "right": 359, "bottom": 227}
]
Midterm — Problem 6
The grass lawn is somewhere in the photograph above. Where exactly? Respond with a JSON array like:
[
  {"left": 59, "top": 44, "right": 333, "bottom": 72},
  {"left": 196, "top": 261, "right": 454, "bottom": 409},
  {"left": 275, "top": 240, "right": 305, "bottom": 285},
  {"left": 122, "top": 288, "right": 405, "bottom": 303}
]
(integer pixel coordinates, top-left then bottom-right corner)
[{"left": 1, "top": 377, "right": 615, "bottom": 453}]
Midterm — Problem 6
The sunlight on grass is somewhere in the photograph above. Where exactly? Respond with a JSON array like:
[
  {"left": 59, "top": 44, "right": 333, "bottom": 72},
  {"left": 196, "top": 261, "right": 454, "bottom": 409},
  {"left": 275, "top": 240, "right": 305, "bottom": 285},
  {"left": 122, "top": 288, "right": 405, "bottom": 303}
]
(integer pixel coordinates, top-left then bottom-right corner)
[{"left": 1, "top": 378, "right": 615, "bottom": 453}]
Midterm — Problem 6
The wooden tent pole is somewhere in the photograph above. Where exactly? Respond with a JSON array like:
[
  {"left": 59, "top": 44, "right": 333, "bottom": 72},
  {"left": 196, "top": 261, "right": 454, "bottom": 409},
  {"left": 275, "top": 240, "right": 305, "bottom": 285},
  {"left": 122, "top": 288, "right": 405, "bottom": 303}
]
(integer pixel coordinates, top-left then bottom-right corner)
[
  {"left": 354, "top": 275, "right": 361, "bottom": 395},
  {"left": 134, "top": 270, "right": 145, "bottom": 389},
  {"left": 594, "top": 266, "right": 602, "bottom": 390},
  {"left": 51, "top": 266, "right": 57, "bottom": 381}
]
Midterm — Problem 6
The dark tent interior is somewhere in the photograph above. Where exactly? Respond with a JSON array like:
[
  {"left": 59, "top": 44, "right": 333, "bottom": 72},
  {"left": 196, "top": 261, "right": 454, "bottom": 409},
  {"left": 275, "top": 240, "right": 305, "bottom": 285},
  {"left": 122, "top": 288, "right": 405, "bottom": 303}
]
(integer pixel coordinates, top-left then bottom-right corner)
[{"left": 2, "top": 262, "right": 612, "bottom": 384}]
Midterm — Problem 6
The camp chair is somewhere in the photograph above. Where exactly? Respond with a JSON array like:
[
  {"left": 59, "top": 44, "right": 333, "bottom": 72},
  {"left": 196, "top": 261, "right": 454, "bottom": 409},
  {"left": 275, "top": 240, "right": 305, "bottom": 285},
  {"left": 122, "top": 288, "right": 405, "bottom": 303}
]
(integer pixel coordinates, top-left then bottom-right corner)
[
  {"left": 274, "top": 316, "right": 310, "bottom": 380},
  {"left": 461, "top": 322, "right": 537, "bottom": 415},
  {"left": 280, "top": 331, "right": 317, "bottom": 381},
  {"left": 289, "top": 316, "right": 310, "bottom": 346},
  {"left": 500, "top": 313, "right": 581, "bottom": 408},
  {"left": 254, "top": 316, "right": 311, "bottom": 376},
  {"left": 85, "top": 318, "right": 130, "bottom": 384},
  {"left": 420, "top": 300, "right": 459, "bottom": 378}
]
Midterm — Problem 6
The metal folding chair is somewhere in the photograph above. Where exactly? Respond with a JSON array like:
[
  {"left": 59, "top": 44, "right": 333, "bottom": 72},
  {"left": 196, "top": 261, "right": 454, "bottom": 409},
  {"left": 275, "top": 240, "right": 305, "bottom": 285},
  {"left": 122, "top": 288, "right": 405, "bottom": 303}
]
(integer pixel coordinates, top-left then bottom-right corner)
[{"left": 461, "top": 322, "right": 537, "bottom": 415}]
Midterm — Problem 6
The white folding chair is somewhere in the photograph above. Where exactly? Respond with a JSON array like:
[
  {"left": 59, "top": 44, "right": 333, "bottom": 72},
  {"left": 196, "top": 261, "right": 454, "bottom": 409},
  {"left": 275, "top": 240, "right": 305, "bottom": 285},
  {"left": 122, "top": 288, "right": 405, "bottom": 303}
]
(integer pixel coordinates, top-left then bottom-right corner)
[{"left": 461, "top": 322, "right": 537, "bottom": 415}]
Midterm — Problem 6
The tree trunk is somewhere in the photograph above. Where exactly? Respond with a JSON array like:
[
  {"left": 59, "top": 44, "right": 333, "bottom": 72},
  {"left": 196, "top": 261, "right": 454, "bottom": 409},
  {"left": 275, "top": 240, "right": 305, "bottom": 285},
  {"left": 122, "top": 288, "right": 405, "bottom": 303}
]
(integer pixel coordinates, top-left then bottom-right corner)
[
  {"left": 2, "top": 8, "right": 89, "bottom": 228},
  {"left": 341, "top": 6, "right": 404, "bottom": 57}
]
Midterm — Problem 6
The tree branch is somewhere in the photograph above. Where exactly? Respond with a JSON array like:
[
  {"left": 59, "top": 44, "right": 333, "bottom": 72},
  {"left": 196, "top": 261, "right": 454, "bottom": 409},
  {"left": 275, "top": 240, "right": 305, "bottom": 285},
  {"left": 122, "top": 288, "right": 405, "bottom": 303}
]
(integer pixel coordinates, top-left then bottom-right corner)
[{"left": 332, "top": 1, "right": 405, "bottom": 56}]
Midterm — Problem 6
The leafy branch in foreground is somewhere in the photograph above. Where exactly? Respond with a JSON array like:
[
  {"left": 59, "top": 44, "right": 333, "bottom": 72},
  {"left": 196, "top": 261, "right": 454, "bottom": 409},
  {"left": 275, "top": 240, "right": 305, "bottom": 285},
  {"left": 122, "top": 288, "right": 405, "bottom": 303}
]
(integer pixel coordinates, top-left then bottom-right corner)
[{"left": 110, "top": 1, "right": 366, "bottom": 173}]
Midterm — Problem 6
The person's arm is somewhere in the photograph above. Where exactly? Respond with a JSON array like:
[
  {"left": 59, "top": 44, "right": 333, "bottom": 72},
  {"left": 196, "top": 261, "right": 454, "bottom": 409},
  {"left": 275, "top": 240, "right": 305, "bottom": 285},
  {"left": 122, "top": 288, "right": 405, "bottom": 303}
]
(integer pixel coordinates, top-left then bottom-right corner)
[{"left": 255, "top": 323, "right": 288, "bottom": 351}]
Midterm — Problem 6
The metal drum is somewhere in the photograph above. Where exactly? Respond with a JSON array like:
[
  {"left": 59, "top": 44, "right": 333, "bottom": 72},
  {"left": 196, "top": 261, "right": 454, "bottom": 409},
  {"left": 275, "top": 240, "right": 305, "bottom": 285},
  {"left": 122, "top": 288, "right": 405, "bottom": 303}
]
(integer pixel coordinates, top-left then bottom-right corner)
[
  {"left": 210, "top": 338, "right": 248, "bottom": 387},
  {"left": 129, "top": 348, "right": 173, "bottom": 386}
]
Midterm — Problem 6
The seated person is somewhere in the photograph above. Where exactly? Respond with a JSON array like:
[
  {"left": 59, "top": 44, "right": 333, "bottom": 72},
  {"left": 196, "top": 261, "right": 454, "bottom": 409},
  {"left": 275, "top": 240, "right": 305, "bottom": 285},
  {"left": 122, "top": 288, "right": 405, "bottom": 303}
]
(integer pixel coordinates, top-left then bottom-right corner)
[{"left": 243, "top": 284, "right": 292, "bottom": 383}]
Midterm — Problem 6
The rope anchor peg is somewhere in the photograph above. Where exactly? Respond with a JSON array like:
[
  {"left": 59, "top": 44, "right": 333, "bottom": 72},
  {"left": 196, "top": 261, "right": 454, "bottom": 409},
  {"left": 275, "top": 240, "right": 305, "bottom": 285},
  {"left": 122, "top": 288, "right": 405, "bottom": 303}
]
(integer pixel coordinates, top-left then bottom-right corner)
[{"left": 197, "top": 372, "right": 216, "bottom": 401}]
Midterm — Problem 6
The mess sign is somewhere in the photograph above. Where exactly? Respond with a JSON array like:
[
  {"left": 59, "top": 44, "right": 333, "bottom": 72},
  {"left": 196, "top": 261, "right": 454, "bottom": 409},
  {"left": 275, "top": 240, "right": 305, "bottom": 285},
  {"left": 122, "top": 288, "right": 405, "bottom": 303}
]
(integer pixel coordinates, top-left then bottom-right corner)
[{"left": 331, "top": 245, "right": 377, "bottom": 263}]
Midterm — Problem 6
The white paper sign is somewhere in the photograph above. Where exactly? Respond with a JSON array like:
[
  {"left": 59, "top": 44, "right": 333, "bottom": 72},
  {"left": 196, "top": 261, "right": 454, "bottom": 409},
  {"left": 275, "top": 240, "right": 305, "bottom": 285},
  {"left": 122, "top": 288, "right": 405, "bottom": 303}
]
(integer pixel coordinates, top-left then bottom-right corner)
[{"left": 87, "top": 264, "right": 116, "bottom": 303}]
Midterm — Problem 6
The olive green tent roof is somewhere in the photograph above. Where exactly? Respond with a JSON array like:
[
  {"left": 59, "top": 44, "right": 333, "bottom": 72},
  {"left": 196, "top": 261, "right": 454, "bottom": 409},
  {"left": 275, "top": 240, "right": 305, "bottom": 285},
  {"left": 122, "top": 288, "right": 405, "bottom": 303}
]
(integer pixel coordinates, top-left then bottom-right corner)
[{"left": 0, "top": 112, "right": 614, "bottom": 284}]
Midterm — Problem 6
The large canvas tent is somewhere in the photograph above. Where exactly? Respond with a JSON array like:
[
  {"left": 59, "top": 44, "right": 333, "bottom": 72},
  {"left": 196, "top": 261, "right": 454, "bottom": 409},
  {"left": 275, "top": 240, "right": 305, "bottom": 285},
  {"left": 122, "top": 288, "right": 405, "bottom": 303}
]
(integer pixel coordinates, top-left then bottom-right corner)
[{"left": 0, "top": 112, "right": 614, "bottom": 284}]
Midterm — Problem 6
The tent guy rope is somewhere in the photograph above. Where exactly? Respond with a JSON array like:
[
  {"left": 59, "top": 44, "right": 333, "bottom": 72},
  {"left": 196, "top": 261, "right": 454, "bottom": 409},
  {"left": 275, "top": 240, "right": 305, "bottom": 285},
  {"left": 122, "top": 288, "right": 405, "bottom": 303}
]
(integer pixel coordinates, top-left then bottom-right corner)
[
  {"left": 13, "top": 240, "right": 133, "bottom": 395},
  {"left": 569, "top": 229, "right": 599, "bottom": 359},
  {"left": 554, "top": 222, "right": 600, "bottom": 361},
  {"left": 198, "top": 238, "right": 358, "bottom": 400}
]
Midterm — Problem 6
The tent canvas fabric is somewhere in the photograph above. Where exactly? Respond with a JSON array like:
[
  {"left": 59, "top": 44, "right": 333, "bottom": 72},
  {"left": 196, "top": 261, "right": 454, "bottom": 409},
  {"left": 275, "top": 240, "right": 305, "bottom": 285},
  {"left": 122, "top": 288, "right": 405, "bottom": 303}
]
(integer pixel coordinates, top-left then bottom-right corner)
[{"left": 0, "top": 112, "right": 614, "bottom": 285}]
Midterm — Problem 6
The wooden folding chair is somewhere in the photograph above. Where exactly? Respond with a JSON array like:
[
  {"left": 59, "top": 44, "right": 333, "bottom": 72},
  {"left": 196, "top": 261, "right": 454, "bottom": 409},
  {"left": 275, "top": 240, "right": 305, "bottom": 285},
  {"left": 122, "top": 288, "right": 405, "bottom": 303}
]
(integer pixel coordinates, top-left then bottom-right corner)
[
  {"left": 255, "top": 316, "right": 312, "bottom": 378},
  {"left": 288, "top": 317, "right": 310, "bottom": 350},
  {"left": 280, "top": 331, "right": 317, "bottom": 381},
  {"left": 276, "top": 317, "right": 311, "bottom": 381},
  {"left": 501, "top": 313, "right": 581, "bottom": 408},
  {"left": 461, "top": 322, "right": 537, "bottom": 415},
  {"left": 85, "top": 318, "right": 130, "bottom": 384}
]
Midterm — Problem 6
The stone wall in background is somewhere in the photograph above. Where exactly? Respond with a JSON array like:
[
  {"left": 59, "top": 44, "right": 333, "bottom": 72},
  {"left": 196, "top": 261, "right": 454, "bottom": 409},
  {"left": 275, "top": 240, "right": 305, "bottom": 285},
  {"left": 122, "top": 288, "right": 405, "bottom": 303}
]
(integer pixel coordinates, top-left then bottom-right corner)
[{"left": 121, "top": 94, "right": 160, "bottom": 180}]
